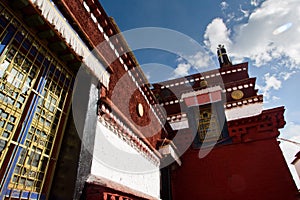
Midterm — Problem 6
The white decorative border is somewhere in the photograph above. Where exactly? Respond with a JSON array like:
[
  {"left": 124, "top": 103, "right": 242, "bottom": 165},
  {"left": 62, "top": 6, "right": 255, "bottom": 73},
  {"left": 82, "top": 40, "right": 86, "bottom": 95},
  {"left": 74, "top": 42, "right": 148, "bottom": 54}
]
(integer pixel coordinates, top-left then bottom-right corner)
[
  {"left": 99, "top": 104, "right": 160, "bottom": 167},
  {"left": 160, "top": 67, "right": 247, "bottom": 89},
  {"left": 224, "top": 83, "right": 254, "bottom": 93}
]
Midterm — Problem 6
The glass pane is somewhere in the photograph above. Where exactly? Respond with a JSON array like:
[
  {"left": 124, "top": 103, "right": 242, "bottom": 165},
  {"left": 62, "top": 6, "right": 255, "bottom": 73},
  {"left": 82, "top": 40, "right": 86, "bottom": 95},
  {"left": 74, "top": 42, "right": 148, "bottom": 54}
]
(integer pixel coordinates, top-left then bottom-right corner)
[
  {"left": 20, "top": 178, "right": 25, "bottom": 185},
  {"left": 12, "top": 175, "right": 18, "bottom": 183},
  {"left": 12, "top": 79, "right": 21, "bottom": 88},
  {"left": 36, "top": 181, "right": 41, "bottom": 189},
  {"left": 32, "top": 153, "right": 41, "bottom": 167},
  {"left": 16, "top": 102, "right": 21, "bottom": 108},
  {"left": 6, "top": 48, "right": 16, "bottom": 60},
  {"left": 1, "top": 111, "right": 8, "bottom": 119},
  {"left": 41, "top": 158, "right": 48, "bottom": 170},
  {"left": 12, "top": 91, "right": 18, "bottom": 98},
  {"left": 25, "top": 179, "right": 34, "bottom": 187},
  {"left": 41, "top": 131, "right": 47, "bottom": 138},
  {"left": 29, "top": 70, "right": 35, "bottom": 78},
  {"left": 10, "top": 68, "right": 17, "bottom": 76},
  {"left": 0, "top": 139, "right": 6, "bottom": 152},
  {"left": 27, "top": 133, "right": 32, "bottom": 140},
  {"left": 17, "top": 72, "right": 24, "bottom": 80},
  {"left": 5, "top": 123, "right": 14, "bottom": 131},
  {"left": 38, "top": 98, "right": 43, "bottom": 106},
  {"left": 0, "top": 59, "right": 9, "bottom": 78},
  {"left": 25, "top": 77, "right": 32, "bottom": 86},
  {"left": 23, "top": 59, "right": 31, "bottom": 73},
  {"left": 2, "top": 131, "right": 9, "bottom": 138},
  {"left": 7, "top": 68, "right": 17, "bottom": 86},
  {"left": 9, "top": 115, "right": 15, "bottom": 122},
  {"left": 49, "top": 105, "right": 55, "bottom": 112},
  {"left": 51, "top": 98, "right": 57, "bottom": 105},
  {"left": 18, "top": 149, "right": 26, "bottom": 164},
  {"left": 18, "top": 95, "right": 25, "bottom": 103},
  {"left": 45, "top": 120, "right": 51, "bottom": 127},
  {"left": 45, "top": 101, "right": 50, "bottom": 109},
  {"left": 14, "top": 166, "right": 21, "bottom": 174}
]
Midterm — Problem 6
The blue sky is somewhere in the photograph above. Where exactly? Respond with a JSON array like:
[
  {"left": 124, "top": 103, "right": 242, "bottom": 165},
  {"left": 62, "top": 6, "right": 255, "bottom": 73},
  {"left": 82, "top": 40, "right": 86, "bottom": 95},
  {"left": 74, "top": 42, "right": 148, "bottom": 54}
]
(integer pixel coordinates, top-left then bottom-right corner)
[{"left": 100, "top": 0, "right": 300, "bottom": 187}]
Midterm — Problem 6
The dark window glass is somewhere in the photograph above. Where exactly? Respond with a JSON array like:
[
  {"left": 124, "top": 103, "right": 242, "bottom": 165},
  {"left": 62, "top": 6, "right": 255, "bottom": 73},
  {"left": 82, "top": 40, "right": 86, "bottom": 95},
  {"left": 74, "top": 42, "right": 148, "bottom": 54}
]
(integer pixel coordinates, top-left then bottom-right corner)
[
  {"left": 22, "top": 39, "right": 31, "bottom": 50},
  {"left": 15, "top": 31, "right": 24, "bottom": 43}
]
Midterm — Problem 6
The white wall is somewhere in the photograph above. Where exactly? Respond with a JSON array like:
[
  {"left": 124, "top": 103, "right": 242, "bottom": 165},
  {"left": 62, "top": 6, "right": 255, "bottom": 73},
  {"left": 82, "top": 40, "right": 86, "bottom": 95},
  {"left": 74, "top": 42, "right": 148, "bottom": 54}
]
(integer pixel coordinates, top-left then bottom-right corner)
[
  {"left": 294, "top": 160, "right": 300, "bottom": 181},
  {"left": 225, "top": 102, "right": 263, "bottom": 121},
  {"left": 169, "top": 119, "right": 189, "bottom": 130},
  {"left": 91, "top": 122, "right": 161, "bottom": 199}
]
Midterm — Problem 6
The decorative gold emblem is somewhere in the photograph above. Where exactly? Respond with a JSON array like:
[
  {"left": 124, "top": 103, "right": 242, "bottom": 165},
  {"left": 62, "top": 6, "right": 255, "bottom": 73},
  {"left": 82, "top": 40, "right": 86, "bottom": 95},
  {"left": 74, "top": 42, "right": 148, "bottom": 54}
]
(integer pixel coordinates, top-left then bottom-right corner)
[
  {"left": 231, "top": 90, "right": 244, "bottom": 100},
  {"left": 137, "top": 103, "right": 144, "bottom": 117},
  {"left": 200, "top": 80, "right": 208, "bottom": 87}
]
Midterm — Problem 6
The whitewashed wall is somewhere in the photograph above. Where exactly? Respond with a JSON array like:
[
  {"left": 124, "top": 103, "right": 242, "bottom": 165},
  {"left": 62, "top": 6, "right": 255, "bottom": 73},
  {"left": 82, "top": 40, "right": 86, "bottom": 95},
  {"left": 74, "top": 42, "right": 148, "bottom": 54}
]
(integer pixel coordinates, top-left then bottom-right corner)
[
  {"left": 225, "top": 103, "right": 263, "bottom": 121},
  {"left": 294, "top": 160, "right": 300, "bottom": 181},
  {"left": 91, "top": 122, "right": 161, "bottom": 199}
]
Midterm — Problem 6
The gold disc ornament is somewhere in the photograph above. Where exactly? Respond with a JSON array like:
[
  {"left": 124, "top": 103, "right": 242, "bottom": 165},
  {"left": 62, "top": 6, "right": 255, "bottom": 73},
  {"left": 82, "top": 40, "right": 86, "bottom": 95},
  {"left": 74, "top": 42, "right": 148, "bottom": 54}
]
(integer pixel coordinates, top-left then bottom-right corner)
[{"left": 231, "top": 90, "right": 244, "bottom": 100}]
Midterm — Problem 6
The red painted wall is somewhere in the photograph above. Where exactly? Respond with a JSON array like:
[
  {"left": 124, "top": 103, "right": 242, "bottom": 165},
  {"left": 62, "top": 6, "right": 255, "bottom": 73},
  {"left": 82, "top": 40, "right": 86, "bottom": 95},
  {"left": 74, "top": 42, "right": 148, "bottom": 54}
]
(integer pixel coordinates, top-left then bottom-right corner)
[{"left": 171, "top": 139, "right": 298, "bottom": 200}]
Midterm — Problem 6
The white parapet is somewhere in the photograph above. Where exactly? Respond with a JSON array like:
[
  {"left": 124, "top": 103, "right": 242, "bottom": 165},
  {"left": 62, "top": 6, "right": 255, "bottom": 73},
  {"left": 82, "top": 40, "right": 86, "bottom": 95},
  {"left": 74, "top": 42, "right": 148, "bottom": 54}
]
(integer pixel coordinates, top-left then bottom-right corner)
[
  {"left": 159, "top": 143, "right": 181, "bottom": 166},
  {"left": 91, "top": 121, "right": 161, "bottom": 199},
  {"left": 225, "top": 102, "right": 263, "bottom": 121},
  {"left": 169, "top": 118, "right": 189, "bottom": 130},
  {"left": 293, "top": 159, "right": 300, "bottom": 181}
]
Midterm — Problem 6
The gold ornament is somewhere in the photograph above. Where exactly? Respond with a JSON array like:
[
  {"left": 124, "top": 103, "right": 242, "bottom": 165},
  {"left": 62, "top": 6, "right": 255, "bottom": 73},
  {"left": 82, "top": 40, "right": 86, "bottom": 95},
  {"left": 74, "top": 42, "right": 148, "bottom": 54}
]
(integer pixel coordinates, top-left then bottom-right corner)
[{"left": 231, "top": 90, "right": 244, "bottom": 100}]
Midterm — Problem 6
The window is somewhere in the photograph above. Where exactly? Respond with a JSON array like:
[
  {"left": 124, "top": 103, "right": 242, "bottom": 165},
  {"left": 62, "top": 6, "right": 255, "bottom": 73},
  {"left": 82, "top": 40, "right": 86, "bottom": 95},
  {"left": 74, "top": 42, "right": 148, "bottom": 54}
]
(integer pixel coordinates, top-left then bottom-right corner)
[
  {"left": 0, "top": 7, "right": 74, "bottom": 194},
  {"left": 9, "top": 55, "right": 73, "bottom": 192},
  {"left": 196, "top": 104, "right": 222, "bottom": 142}
]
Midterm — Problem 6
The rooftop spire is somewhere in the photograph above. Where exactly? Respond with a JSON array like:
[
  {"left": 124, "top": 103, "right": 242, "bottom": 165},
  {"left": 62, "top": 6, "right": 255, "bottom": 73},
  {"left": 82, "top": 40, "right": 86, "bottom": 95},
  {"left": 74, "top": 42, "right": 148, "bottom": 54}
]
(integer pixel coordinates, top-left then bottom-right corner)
[{"left": 217, "top": 44, "right": 232, "bottom": 68}]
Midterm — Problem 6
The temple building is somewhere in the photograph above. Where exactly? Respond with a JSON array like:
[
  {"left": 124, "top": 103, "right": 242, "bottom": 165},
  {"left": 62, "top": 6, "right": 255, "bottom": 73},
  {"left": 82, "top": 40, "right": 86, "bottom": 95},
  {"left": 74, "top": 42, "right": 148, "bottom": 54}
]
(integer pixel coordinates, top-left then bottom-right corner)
[
  {"left": 152, "top": 45, "right": 299, "bottom": 200},
  {"left": 0, "top": 0, "right": 298, "bottom": 200}
]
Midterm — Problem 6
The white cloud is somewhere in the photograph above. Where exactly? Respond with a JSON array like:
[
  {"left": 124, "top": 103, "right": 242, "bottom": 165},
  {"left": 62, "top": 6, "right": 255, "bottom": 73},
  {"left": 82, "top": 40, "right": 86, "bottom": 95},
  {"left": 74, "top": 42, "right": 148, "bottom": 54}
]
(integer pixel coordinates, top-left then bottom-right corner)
[
  {"left": 185, "top": 51, "right": 212, "bottom": 70},
  {"left": 279, "top": 71, "right": 297, "bottom": 81},
  {"left": 240, "top": 6, "right": 249, "bottom": 18},
  {"left": 171, "top": 49, "right": 214, "bottom": 78},
  {"left": 225, "top": 12, "right": 235, "bottom": 23},
  {"left": 281, "top": 121, "right": 300, "bottom": 139},
  {"left": 265, "top": 73, "right": 281, "bottom": 90},
  {"left": 273, "top": 22, "right": 293, "bottom": 35},
  {"left": 171, "top": 63, "right": 191, "bottom": 78},
  {"left": 272, "top": 96, "right": 280, "bottom": 101},
  {"left": 204, "top": 18, "right": 232, "bottom": 53},
  {"left": 220, "top": 1, "right": 229, "bottom": 10},
  {"left": 204, "top": 0, "right": 300, "bottom": 68},
  {"left": 234, "top": 0, "right": 300, "bottom": 67},
  {"left": 202, "top": 0, "right": 300, "bottom": 104},
  {"left": 250, "top": 0, "right": 260, "bottom": 7},
  {"left": 259, "top": 73, "right": 282, "bottom": 99}
]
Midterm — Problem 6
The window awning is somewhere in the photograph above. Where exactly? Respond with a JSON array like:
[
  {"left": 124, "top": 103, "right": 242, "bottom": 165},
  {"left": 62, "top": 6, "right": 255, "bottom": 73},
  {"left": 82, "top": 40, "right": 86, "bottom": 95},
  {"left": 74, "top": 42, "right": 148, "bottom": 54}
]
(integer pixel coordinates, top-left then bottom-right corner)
[
  {"left": 29, "top": 0, "right": 110, "bottom": 88},
  {"left": 181, "top": 86, "right": 222, "bottom": 107}
]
